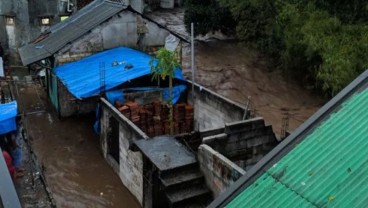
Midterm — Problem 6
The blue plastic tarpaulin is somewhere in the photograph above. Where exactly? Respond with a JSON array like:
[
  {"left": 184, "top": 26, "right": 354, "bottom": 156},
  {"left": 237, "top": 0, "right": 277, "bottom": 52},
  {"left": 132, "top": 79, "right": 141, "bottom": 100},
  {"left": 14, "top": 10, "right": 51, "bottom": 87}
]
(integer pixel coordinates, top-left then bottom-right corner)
[
  {"left": 105, "top": 85, "right": 187, "bottom": 105},
  {"left": 54, "top": 47, "right": 185, "bottom": 99},
  {"left": 0, "top": 101, "right": 17, "bottom": 135}
]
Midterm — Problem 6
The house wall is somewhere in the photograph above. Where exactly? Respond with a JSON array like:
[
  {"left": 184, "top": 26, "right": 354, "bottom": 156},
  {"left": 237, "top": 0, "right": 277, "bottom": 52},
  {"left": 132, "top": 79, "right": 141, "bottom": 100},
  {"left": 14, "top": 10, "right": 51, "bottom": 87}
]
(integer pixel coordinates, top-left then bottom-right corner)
[
  {"left": 27, "top": 0, "right": 66, "bottom": 39},
  {"left": 100, "top": 98, "right": 149, "bottom": 206},
  {"left": 55, "top": 10, "right": 172, "bottom": 65},
  {"left": 198, "top": 118, "right": 278, "bottom": 196},
  {"left": 0, "top": 0, "right": 30, "bottom": 64},
  {"left": 57, "top": 78, "right": 98, "bottom": 117},
  {"left": 187, "top": 82, "right": 247, "bottom": 131},
  {"left": 198, "top": 144, "right": 245, "bottom": 197},
  {"left": 203, "top": 118, "right": 278, "bottom": 171}
]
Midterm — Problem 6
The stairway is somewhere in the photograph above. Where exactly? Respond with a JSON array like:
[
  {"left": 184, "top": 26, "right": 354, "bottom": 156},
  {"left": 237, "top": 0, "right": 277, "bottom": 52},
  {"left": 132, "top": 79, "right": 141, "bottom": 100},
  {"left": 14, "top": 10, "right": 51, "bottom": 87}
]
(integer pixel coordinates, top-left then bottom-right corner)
[
  {"left": 135, "top": 136, "right": 213, "bottom": 207},
  {"left": 159, "top": 163, "right": 213, "bottom": 208}
]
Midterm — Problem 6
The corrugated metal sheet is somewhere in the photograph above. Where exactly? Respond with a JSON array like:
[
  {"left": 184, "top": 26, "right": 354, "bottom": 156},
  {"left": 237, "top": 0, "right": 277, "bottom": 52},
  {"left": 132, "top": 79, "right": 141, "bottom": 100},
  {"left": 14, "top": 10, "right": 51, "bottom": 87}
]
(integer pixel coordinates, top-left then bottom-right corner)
[
  {"left": 227, "top": 89, "right": 368, "bottom": 208},
  {"left": 18, "top": 0, "right": 127, "bottom": 66}
]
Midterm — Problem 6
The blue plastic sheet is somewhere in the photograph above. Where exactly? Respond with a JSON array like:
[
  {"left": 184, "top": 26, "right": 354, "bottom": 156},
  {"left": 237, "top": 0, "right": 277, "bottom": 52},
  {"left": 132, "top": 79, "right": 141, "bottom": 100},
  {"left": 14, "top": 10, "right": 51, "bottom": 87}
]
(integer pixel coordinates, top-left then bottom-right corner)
[
  {"left": 106, "top": 85, "right": 187, "bottom": 105},
  {"left": 0, "top": 101, "right": 17, "bottom": 135},
  {"left": 54, "top": 47, "right": 185, "bottom": 99},
  {"left": 106, "top": 90, "right": 125, "bottom": 105}
]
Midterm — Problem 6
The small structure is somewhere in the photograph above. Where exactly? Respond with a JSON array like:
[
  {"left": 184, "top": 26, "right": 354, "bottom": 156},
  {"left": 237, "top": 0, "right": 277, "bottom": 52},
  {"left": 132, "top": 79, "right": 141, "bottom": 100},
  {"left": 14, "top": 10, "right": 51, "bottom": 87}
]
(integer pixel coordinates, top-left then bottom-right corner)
[
  {"left": 18, "top": 0, "right": 187, "bottom": 117},
  {"left": 48, "top": 46, "right": 184, "bottom": 117},
  {"left": 99, "top": 79, "right": 279, "bottom": 207},
  {"left": 209, "top": 70, "right": 368, "bottom": 208}
]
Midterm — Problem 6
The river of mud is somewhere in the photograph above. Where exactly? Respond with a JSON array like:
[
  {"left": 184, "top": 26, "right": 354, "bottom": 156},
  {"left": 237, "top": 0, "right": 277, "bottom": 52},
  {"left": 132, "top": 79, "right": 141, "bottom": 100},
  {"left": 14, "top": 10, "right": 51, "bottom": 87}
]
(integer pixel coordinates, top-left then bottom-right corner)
[
  {"left": 14, "top": 79, "right": 139, "bottom": 207},
  {"left": 182, "top": 40, "right": 325, "bottom": 137},
  {"left": 11, "top": 39, "right": 324, "bottom": 207}
]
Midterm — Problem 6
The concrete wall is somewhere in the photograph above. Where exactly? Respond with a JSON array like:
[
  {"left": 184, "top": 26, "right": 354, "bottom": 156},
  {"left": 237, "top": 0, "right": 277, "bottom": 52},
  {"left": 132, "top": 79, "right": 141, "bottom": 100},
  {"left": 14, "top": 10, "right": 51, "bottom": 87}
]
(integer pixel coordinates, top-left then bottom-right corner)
[
  {"left": 187, "top": 82, "right": 247, "bottom": 131},
  {"left": 198, "top": 144, "right": 245, "bottom": 197},
  {"left": 100, "top": 98, "right": 149, "bottom": 206},
  {"left": 0, "top": 0, "right": 30, "bottom": 64},
  {"left": 131, "top": 0, "right": 144, "bottom": 13},
  {"left": 198, "top": 118, "right": 278, "bottom": 196},
  {"left": 57, "top": 78, "right": 98, "bottom": 117},
  {"left": 28, "top": 0, "right": 64, "bottom": 39},
  {"left": 56, "top": 9, "right": 172, "bottom": 64},
  {"left": 203, "top": 118, "right": 278, "bottom": 171}
]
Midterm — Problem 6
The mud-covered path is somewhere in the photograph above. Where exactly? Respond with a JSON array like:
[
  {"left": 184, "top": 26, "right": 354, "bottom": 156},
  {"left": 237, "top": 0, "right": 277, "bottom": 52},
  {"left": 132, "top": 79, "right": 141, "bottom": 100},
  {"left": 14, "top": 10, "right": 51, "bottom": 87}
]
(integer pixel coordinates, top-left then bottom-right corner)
[{"left": 14, "top": 78, "right": 140, "bottom": 208}]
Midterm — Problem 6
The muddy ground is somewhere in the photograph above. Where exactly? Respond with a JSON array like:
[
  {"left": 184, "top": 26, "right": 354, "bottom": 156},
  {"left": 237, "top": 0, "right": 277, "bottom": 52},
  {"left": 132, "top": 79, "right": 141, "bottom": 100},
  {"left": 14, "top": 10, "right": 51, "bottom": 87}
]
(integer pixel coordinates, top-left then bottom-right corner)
[
  {"left": 11, "top": 70, "right": 140, "bottom": 208},
  {"left": 182, "top": 40, "right": 324, "bottom": 137}
]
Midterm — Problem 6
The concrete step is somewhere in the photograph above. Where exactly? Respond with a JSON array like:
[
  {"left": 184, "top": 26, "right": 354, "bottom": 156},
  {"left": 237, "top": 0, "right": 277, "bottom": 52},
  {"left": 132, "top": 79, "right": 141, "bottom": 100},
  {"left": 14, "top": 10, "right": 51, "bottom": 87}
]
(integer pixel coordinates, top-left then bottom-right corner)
[
  {"left": 160, "top": 168, "right": 204, "bottom": 188},
  {"left": 166, "top": 185, "right": 212, "bottom": 207},
  {"left": 159, "top": 162, "right": 198, "bottom": 178}
]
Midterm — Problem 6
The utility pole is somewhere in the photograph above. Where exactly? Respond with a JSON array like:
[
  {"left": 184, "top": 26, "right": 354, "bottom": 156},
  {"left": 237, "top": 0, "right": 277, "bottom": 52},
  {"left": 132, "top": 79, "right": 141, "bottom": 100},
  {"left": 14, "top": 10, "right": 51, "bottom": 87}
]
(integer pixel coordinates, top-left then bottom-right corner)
[{"left": 191, "top": 22, "right": 195, "bottom": 103}]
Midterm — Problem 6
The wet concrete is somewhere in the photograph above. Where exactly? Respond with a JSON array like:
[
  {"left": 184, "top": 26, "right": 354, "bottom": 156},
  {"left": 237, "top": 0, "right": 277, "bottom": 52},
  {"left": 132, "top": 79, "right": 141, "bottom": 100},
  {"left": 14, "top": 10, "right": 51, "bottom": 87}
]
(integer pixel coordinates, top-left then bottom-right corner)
[{"left": 12, "top": 70, "right": 140, "bottom": 207}]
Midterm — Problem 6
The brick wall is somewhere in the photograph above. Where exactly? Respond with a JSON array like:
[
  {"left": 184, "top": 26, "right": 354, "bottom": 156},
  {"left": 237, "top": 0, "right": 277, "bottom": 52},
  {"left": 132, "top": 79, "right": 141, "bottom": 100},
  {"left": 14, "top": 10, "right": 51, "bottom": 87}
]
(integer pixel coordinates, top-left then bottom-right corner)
[
  {"left": 57, "top": 78, "right": 98, "bottom": 117},
  {"left": 198, "top": 144, "right": 245, "bottom": 197},
  {"left": 198, "top": 117, "right": 278, "bottom": 196},
  {"left": 203, "top": 118, "right": 278, "bottom": 171},
  {"left": 100, "top": 98, "right": 149, "bottom": 206}
]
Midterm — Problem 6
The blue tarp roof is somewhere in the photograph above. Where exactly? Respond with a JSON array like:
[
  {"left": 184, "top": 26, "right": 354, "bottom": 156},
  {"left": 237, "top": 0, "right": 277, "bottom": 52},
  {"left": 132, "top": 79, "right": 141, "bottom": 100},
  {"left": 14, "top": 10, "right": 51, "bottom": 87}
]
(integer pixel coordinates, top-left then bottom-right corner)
[
  {"left": 54, "top": 47, "right": 185, "bottom": 99},
  {"left": 0, "top": 101, "right": 17, "bottom": 135}
]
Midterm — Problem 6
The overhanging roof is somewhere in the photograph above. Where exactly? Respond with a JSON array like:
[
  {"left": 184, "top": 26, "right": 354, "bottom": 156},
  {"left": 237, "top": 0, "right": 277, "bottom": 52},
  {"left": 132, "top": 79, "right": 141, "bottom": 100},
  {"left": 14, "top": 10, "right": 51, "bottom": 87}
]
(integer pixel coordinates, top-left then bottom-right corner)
[
  {"left": 19, "top": 0, "right": 128, "bottom": 66},
  {"left": 53, "top": 47, "right": 184, "bottom": 99},
  {"left": 209, "top": 70, "right": 368, "bottom": 207}
]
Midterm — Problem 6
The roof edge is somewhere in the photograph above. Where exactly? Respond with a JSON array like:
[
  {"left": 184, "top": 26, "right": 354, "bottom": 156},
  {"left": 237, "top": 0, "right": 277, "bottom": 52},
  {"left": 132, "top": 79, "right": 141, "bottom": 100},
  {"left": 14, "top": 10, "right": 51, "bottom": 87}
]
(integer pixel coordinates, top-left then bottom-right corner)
[
  {"left": 208, "top": 69, "right": 368, "bottom": 208},
  {"left": 127, "top": 7, "right": 189, "bottom": 43}
]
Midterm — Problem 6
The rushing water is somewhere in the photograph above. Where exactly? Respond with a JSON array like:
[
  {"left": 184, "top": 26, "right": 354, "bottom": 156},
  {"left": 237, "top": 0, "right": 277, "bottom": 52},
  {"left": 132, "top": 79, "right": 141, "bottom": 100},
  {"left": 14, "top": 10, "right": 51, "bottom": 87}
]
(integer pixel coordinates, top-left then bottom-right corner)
[
  {"left": 12, "top": 39, "right": 323, "bottom": 207},
  {"left": 16, "top": 84, "right": 140, "bottom": 208}
]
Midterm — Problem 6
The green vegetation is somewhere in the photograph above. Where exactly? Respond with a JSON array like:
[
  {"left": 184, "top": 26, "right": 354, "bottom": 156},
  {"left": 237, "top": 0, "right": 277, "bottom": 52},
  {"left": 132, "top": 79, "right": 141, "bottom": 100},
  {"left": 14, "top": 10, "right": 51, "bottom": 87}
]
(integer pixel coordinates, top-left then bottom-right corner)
[
  {"left": 185, "top": 0, "right": 368, "bottom": 96},
  {"left": 184, "top": 0, "right": 236, "bottom": 36},
  {"left": 149, "top": 47, "right": 180, "bottom": 135}
]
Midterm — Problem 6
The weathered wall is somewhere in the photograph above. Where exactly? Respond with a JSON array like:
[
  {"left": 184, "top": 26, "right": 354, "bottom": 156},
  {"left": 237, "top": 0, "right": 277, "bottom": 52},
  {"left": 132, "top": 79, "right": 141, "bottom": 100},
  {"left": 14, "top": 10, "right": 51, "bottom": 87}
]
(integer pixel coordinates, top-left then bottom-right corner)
[
  {"left": 203, "top": 118, "right": 278, "bottom": 171},
  {"left": 27, "top": 0, "right": 64, "bottom": 39},
  {"left": 198, "top": 118, "right": 278, "bottom": 196},
  {"left": 56, "top": 9, "right": 172, "bottom": 64},
  {"left": 187, "top": 82, "right": 247, "bottom": 131},
  {"left": 131, "top": 0, "right": 144, "bottom": 13},
  {"left": 57, "top": 78, "right": 98, "bottom": 117},
  {"left": 0, "top": 0, "right": 30, "bottom": 64},
  {"left": 198, "top": 144, "right": 245, "bottom": 197},
  {"left": 100, "top": 98, "right": 149, "bottom": 206}
]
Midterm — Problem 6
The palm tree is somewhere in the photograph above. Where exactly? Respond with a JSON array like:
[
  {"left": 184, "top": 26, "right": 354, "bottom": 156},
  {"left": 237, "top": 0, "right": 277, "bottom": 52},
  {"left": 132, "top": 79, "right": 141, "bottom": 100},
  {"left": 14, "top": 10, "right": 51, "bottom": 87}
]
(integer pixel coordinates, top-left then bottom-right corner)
[{"left": 149, "top": 47, "right": 180, "bottom": 135}]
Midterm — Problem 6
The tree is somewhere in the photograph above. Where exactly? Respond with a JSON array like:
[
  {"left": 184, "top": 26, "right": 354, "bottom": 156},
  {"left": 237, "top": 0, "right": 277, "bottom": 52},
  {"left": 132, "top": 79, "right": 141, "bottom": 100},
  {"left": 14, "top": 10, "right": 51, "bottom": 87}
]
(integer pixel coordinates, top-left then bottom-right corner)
[
  {"left": 184, "top": 0, "right": 236, "bottom": 36},
  {"left": 149, "top": 48, "right": 180, "bottom": 135}
]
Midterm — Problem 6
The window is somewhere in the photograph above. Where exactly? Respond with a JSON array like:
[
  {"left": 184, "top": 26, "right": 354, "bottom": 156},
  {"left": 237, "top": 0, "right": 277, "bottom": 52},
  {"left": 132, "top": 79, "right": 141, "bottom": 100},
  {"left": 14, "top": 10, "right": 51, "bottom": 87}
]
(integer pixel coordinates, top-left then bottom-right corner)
[
  {"left": 60, "top": 16, "right": 69, "bottom": 22},
  {"left": 39, "top": 17, "right": 51, "bottom": 26},
  {"left": 5, "top": 17, "right": 14, "bottom": 25}
]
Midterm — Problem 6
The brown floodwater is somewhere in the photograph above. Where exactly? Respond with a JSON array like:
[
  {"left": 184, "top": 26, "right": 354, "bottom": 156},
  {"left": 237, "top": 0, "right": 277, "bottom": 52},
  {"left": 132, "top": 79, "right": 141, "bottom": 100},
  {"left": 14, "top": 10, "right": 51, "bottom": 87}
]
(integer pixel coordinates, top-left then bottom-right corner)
[
  {"left": 182, "top": 40, "right": 325, "bottom": 137},
  {"left": 15, "top": 84, "right": 140, "bottom": 208},
  {"left": 11, "top": 39, "right": 324, "bottom": 207}
]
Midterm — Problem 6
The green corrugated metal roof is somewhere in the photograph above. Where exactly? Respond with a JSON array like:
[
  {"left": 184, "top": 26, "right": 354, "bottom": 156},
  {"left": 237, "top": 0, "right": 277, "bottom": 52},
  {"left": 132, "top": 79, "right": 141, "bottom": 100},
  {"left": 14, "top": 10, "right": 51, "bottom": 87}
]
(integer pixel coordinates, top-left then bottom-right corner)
[{"left": 226, "top": 89, "right": 368, "bottom": 208}]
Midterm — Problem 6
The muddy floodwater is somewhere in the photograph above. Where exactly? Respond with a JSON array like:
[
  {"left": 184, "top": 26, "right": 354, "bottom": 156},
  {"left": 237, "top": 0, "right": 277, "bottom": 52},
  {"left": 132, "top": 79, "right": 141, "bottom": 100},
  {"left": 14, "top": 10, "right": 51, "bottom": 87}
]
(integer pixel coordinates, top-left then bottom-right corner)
[
  {"left": 183, "top": 40, "right": 324, "bottom": 136},
  {"left": 11, "top": 40, "right": 324, "bottom": 207},
  {"left": 15, "top": 83, "right": 140, "bottom": 208}
]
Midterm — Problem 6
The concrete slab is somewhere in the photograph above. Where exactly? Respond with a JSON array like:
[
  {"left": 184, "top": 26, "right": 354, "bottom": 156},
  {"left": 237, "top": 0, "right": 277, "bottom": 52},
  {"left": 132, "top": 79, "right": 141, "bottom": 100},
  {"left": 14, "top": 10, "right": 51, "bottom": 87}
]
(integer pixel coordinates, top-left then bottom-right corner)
[{"left": 135, "top": 136, "right": 196, "bottom": 171}]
